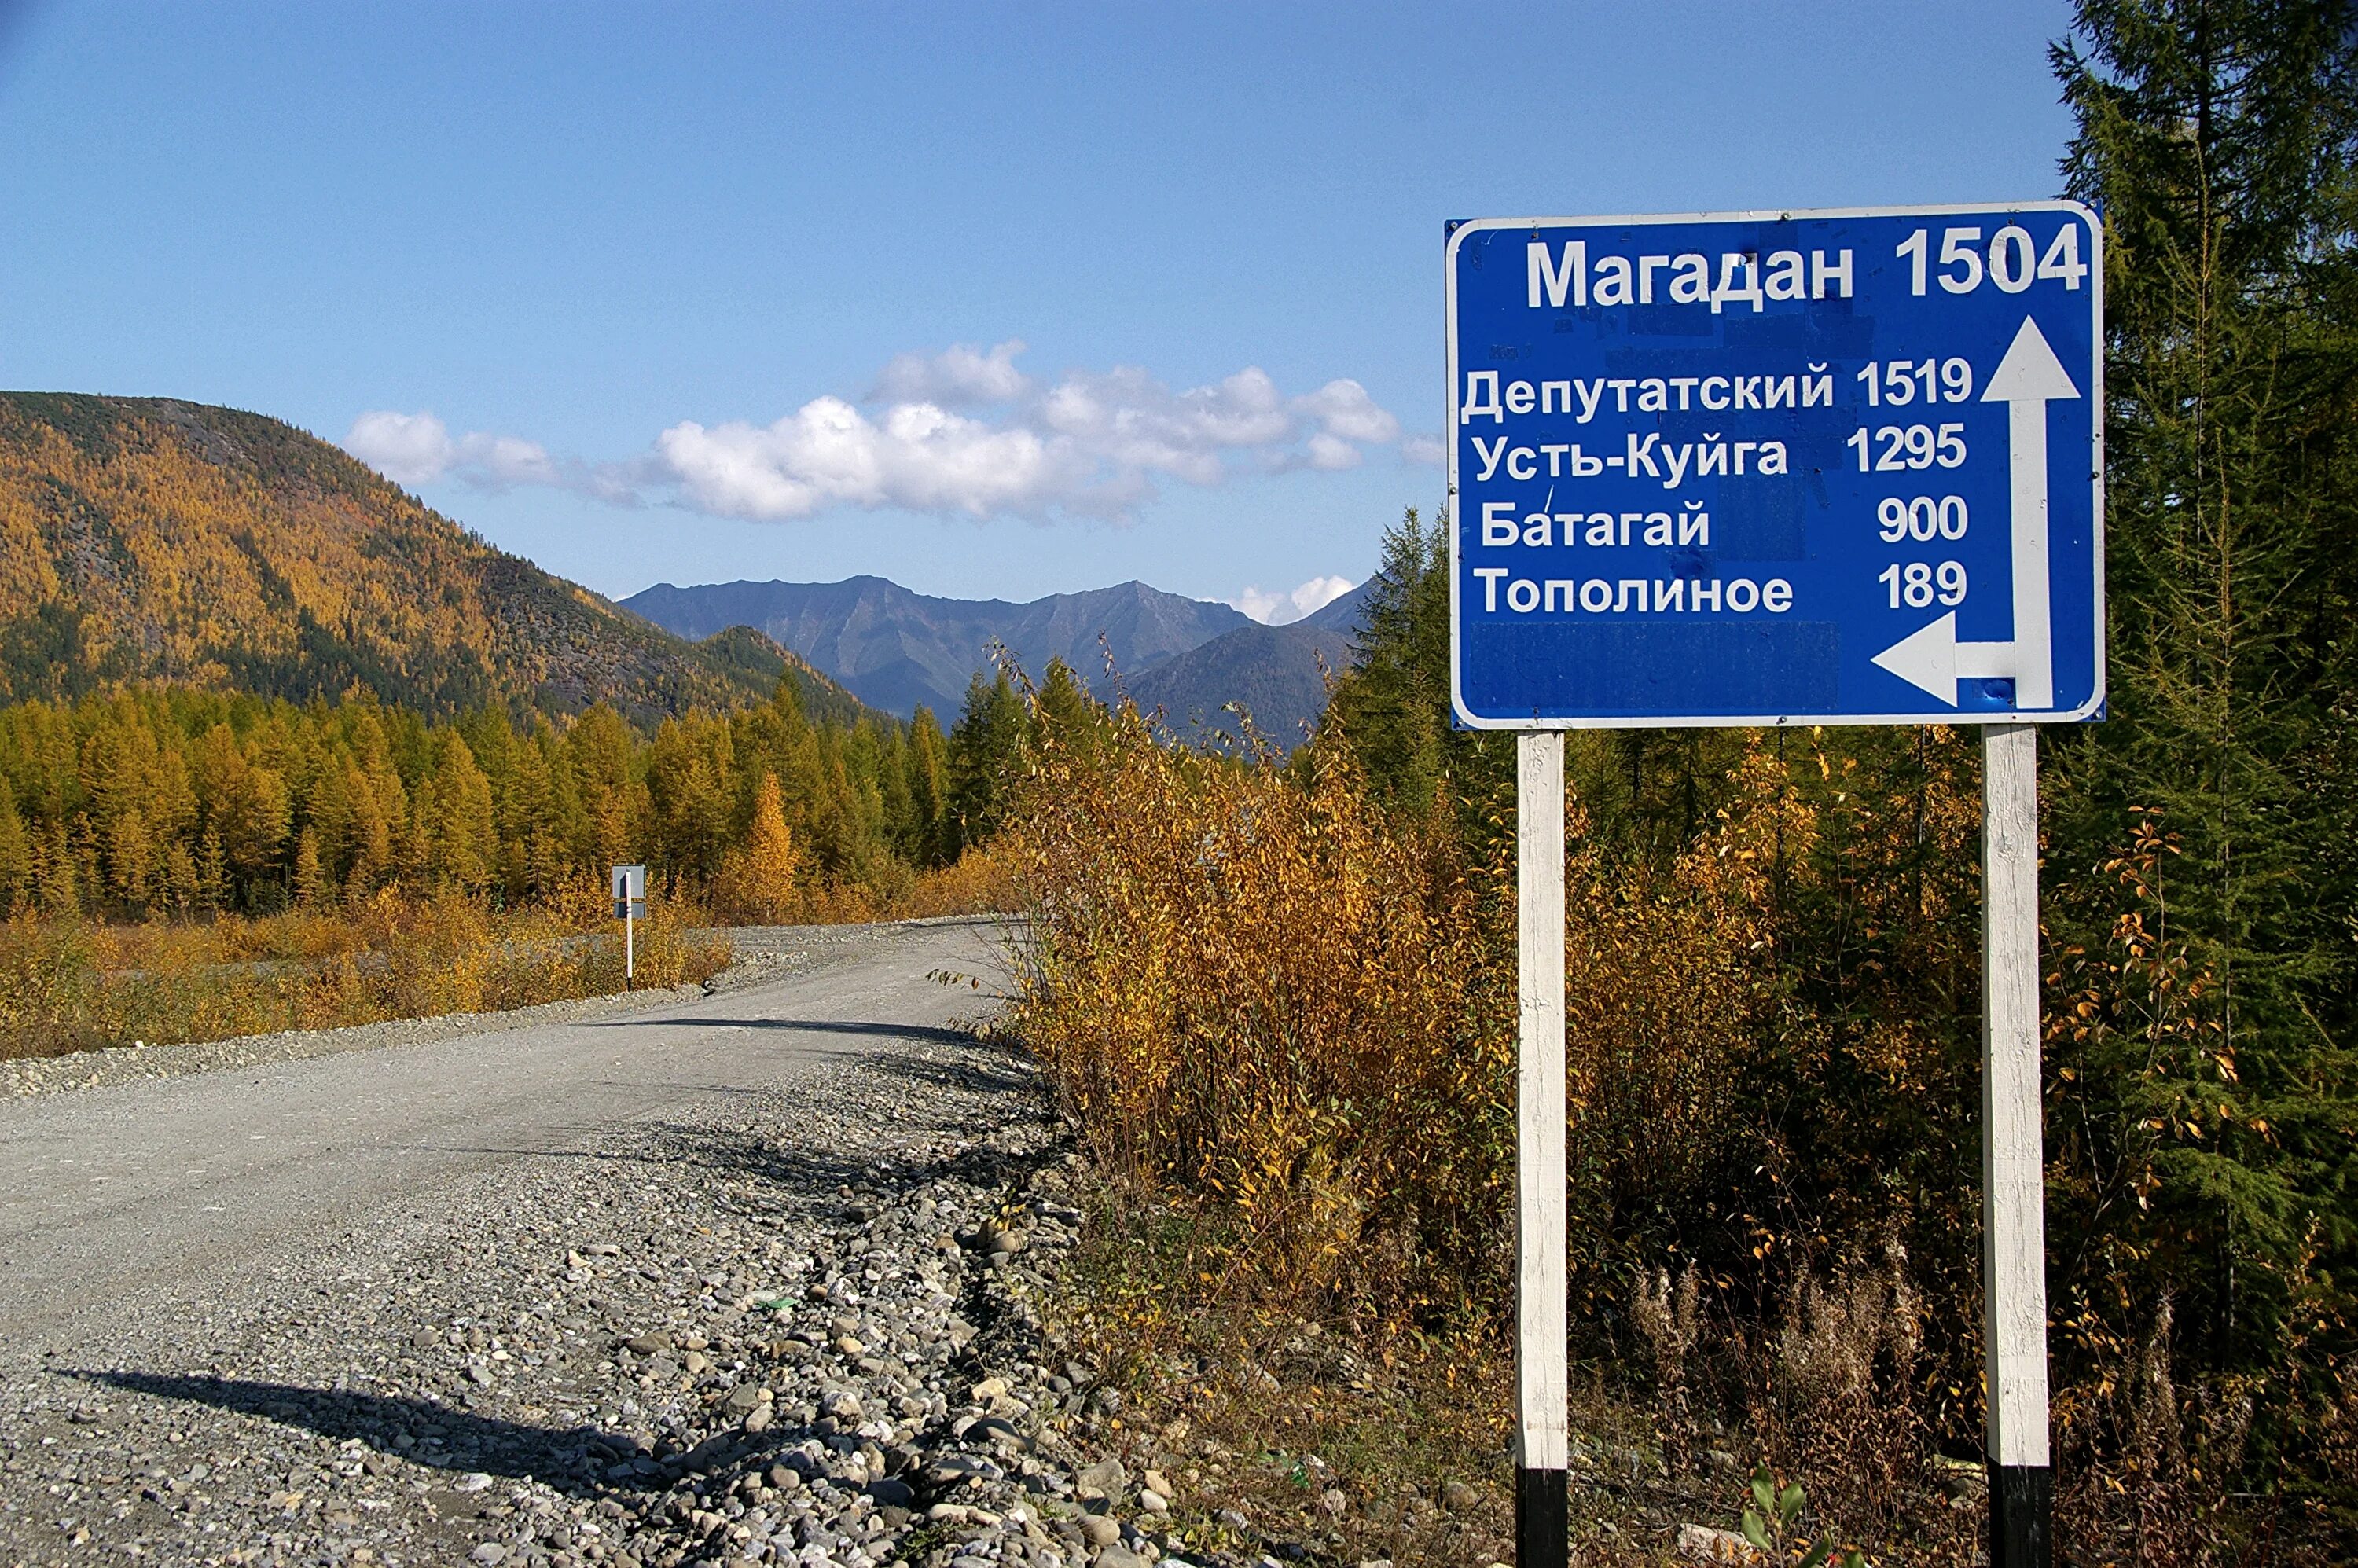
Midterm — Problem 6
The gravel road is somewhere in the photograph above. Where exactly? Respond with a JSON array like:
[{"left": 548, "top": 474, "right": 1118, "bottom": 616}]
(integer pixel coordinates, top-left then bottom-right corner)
[{"left": 0, "top": 918, "right": 1195, "bottom": 1568}]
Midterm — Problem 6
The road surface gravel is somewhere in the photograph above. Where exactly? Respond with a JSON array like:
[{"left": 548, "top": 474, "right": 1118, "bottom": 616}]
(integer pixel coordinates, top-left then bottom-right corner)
[{"left": 0, "top": 918, "right": 1192, "bottom": 1568}]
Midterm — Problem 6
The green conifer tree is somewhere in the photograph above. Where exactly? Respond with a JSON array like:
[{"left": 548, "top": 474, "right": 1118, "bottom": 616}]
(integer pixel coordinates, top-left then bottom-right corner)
[{"left": 2044, "top": 0, "right": 2358, "bottom": 1455}]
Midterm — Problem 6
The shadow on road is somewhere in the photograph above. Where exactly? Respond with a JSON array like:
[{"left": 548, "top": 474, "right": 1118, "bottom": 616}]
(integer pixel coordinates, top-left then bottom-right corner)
[
  {"left": 596, "top": 1017, "right": 975, "bottom": 1048},
  {"left": 589, "top": 1017, "right": 1039, "bottom": 1101},
  {"left": 70, "top": 1371, "right": 659, "bottom": 1496}
]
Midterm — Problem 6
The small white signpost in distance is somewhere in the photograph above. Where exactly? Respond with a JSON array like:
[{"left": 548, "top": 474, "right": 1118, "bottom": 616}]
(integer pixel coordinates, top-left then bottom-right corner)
[
  {"left": 1446, "top": 202, "right": 2104, "bottom": 1568},
  {"left": 612, "top": 864, "right": 646, "bottom": 986}
]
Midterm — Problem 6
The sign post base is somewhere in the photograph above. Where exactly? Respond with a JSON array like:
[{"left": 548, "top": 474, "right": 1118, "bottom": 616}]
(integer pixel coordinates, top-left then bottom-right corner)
[
  {"left": 1989, "top": 1464, "right": 2052, "bottom": 1568},
  {"left": 1516, "top": 1467, "right": 1567, "bottom": 1567}
]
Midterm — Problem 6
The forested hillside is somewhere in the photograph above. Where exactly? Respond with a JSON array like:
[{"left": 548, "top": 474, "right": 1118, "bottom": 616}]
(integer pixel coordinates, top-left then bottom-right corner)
[
  {"left": 0, "top": 394, "right": 864, "bottom": 725},
  {"left": 1126, "top": 619, "right": 1353, "bottom": 746}
]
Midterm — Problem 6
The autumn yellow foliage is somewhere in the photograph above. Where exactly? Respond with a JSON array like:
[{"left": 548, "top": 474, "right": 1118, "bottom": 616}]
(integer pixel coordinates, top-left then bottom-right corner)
[
  {"left": 1006, "top": 699, "right": 1514, "bottom": 1320},
  {"left": 0, "top": 878, "right": 728, "bottom": 1061},
  {"left": 1005, "top": 702, "right": 1832, "bottom": 1327}
]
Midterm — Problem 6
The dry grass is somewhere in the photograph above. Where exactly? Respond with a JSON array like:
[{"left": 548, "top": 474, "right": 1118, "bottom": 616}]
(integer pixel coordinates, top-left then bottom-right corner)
[
  {"left": 0, "top": 843, "right": 1017, "bottom": 1063},
  {"left": 702, "top": 845, "right": 1022, "bottom": 927},
  {"left": 1041, "top": 1180, "right": 1525, "bottom": 1568},
  {"left": 0, "top": 875, "right": 728, "bottom": 1060}
]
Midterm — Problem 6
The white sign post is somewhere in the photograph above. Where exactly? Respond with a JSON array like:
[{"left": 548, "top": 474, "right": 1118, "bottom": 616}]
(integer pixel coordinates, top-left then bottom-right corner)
[
  {"left": 1515, "top": 733, "right": 1570, "bottom": 1562},
  {"left": 1981, "top": 726, "right": 2051, "bottom": 1555},
  {"left": 611, "top": 865, "right": 645, "bottom": 986}
]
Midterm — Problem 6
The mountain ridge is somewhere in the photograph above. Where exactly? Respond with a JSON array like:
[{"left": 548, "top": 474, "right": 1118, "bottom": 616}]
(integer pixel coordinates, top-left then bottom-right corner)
[
  {"left": 628, "top": 572, "right": 1376, "bottom": 744},
  {"left": 623, "top": 575, "right": 1258, "bottom": 718},
  {"left": 1126, "top": 619, "right": 1355, "bottom": 747}
]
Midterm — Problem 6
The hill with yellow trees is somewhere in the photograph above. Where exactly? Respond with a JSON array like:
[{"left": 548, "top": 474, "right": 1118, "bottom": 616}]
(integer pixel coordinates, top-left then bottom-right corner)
[{"left": 0, "top": 392, "right": 865, "bottom": 725}]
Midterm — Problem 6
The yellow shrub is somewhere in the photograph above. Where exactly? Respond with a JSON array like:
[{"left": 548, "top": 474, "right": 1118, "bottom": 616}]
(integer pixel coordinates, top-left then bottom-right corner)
[{"left": 1006, "top": 702, "right": 1514, "bottom": 1322}]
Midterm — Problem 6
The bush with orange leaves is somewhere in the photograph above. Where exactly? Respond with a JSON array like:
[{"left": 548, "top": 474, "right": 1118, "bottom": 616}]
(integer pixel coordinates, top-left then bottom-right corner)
[
  {"left": 1560, "top": 743, "right": 1802, "bottom": 1247},
  {"left": 1006, "top": 700, "right": 1518, "bottom": 1324},
  {"left": 1008, "top": 656, "right": 2355, "bottom": 1559}
]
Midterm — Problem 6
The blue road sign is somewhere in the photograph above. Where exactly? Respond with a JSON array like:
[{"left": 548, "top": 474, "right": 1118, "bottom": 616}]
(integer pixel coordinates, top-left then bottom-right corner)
[{"left": 1447, "top": 204, "right": 2103, "bottom": 728}]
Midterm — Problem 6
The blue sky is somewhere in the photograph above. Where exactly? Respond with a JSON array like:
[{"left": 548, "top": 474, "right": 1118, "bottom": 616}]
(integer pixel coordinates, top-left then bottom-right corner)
[{"left": 0, "top": 2, "right": 2081, "bottom": 618}]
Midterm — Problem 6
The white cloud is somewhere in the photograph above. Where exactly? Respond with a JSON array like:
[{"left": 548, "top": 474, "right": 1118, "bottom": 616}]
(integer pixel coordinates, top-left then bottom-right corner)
[
  {"left": 1295, "top": 378, "right": 1399, "bottom": 444},
  {"left": 870, "top": 339, "right": 1033, "bottom": 406},
  {"left": 656, "top": 397, "right": 1071, "bottom": 521},
  {"left": 1400, "top": 433, "right": 1446, "bottom": 466},
  {"left": 461, "top": 431, "right": 560, "bottom": 488},
  {"left": 1234, "top": 574, "right": 1357, "bottom": 626},
  {"left": 1302, "top": 432, "right": 1362, "bottom": 472},
  {"left": 344, "top": 344, "right": 1415, "bottom": 523},
  {"left": 343, "top": 409, "right": 454, "bottom": 487},
  {"left": 343, "top": 410, "right": 558, "bottom": 492}
]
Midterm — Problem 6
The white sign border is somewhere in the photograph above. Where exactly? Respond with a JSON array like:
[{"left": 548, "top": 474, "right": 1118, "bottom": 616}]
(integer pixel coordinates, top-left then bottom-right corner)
[{"left": 1445, "top": 200, "right": 2106, "bottom": 731}]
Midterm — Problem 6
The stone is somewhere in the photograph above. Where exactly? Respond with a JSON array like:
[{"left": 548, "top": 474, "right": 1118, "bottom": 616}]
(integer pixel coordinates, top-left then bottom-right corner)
[
  {"left": 1140, "top": 1470, "right": 1172, "bottom": 1500},
  {"left": 1675, "top": 1524, "right": 1766, "bottom": 1565},
  {"left": 455, "top": 1472, "right": 495, "bottom": 1493},
  {"left": 1076, "top": 1514, "right": 1122, "bottom": 1547},
  {"left": 1441, "top": 1479, "right": 1480, "bottom": 1512},
  {"left": 866, "top": 1477, "right": 914, "bottom": 1507},
  {"left": 1092, "top": 1548, "right": 1145, "bottom": 1568},
  {"left": 1318, "top": 1487, "right": 1347, "bottom": 1517},
  {"left": 1074, "top": 1459, "right": 1126, "bottom": 1497},
  {"left": 624, "top": 1335, "right": 670, "bottom": 1357},
  {"left": 470, "top": 1546, "right": 509, "bottom": 1566}
]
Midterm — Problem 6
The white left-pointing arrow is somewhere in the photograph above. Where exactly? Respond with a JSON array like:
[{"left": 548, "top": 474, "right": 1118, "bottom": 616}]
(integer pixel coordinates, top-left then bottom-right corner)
[
  {"left": 1871, "top": 611, "right": 2021, "bottom": 707},
  {"left": 1870, "top": 315, "right": 2081, "bottom": 709}
]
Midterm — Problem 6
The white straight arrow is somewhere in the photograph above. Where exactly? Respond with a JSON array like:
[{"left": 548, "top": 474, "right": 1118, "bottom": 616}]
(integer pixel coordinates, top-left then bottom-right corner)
[{"left": 1872, "top": 316, "right": 2080, "bottom": 709}]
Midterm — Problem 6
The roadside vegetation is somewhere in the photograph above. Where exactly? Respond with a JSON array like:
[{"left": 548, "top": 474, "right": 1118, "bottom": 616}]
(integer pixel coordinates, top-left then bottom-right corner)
[
  {"left": 0, "top": 883, "right": 732, "bottom": 1061},
  {"left": 1001, "top": 7, "right": 2358, "bottom": 1564},
  {"left": 0, "top": 662, "right": 1030, "bottom": 1059}
]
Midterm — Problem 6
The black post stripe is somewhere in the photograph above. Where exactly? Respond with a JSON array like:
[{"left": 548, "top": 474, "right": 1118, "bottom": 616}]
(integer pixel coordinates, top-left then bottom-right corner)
[
  {"left": 1515, "top": 1466, "right": 1567, "bottom": 1568},
  {"left": 1989, "top": 1463, "right": 2051, "bottom": 1568}
]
